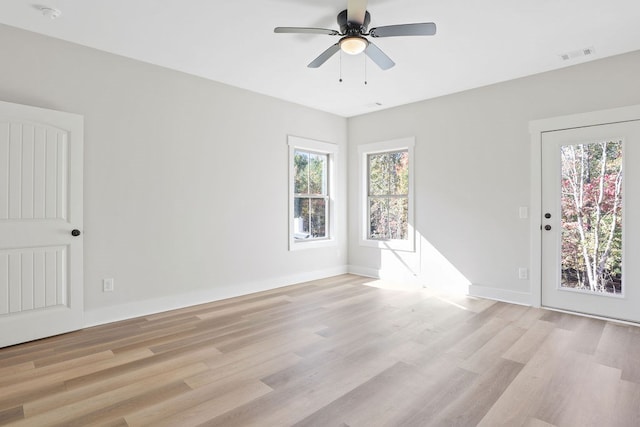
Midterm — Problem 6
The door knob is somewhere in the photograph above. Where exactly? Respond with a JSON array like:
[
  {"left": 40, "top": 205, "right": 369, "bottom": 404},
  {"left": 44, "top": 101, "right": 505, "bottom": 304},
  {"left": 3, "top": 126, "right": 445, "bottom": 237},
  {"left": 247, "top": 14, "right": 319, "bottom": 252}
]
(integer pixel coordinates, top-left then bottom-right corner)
[
  {"left": 71, "top": 229, "right": 81, "bottom": 236},
  {"left": 545, "top": 213, "right": 551, "bottom": 219},
  {"left": 544, "top": 225, "right": 551, "bottom": 231}
]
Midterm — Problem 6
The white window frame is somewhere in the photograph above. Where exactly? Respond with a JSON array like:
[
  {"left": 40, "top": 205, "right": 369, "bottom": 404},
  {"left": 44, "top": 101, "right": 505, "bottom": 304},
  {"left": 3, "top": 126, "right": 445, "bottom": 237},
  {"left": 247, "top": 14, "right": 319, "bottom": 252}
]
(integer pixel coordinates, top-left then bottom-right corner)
[
  {"left": 288, "top": 135, "right": 338, "bottom": 251},
  {"left": 359, "top": 137, "right": 415, "bottom": 251}
]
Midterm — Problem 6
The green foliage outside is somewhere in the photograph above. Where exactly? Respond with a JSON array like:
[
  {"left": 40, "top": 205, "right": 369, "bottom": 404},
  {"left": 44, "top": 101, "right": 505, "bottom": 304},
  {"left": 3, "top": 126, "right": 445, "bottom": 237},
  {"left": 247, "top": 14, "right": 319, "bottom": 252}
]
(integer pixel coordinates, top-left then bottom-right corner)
[
  {"left": 294, "top": 150, "right": 327, "bottom": 238},
  {"left": 368, "top": 150, "right": 409, "bottom": 240},
  {"left": 561, "top": 140, "right": 623, "bottom": 293}
]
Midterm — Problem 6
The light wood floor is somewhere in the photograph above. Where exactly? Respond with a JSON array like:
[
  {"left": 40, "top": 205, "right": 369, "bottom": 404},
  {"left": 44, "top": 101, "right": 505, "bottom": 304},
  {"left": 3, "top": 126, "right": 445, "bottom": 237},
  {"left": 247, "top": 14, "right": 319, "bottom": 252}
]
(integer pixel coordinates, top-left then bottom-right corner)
[{"left": 1, "top": 274, "right": 640, "bottom": 426}]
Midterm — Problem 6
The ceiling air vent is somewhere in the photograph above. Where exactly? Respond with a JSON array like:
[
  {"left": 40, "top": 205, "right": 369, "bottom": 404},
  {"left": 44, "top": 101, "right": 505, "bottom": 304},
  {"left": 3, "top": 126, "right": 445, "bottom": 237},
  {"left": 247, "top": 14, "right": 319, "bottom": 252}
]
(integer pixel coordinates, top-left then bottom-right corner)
[{"left": 560, "top": 46, "right": 595, "bottom": 61}]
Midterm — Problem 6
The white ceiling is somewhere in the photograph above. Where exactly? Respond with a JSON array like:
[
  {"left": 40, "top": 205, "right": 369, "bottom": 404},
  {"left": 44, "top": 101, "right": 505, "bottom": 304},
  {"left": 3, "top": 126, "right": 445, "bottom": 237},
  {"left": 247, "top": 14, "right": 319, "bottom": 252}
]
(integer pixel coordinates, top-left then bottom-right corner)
[{"left": 1, "top": 0, "right": 639, "bottom": 117}]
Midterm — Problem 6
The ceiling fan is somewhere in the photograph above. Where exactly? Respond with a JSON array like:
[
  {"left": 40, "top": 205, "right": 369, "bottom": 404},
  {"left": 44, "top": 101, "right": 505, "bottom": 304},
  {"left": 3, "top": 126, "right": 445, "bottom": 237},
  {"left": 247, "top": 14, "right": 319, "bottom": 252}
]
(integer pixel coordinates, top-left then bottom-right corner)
[{"left": 274, "top": 0, "right": 436, "bottom": 70}]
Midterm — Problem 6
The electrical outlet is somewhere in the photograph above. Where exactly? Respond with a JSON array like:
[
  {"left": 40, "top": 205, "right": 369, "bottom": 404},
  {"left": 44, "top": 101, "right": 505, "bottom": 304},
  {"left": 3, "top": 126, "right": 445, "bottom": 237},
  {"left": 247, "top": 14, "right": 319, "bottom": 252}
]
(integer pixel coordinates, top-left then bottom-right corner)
[
  {"left": 519, "top": 207, "right": 529, "bottom": 219},
  {"left": 103, "top": 278, "right": 114, "bottom": 292},
  {"left": 518, "top": 268, "right": 528, "bottom": 280}
]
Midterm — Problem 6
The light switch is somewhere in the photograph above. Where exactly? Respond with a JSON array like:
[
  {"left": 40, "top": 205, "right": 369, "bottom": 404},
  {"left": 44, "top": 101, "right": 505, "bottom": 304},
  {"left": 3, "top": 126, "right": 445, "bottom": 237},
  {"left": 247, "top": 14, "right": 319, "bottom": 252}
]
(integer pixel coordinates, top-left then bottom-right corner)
[{"left": 518, "top": 268, "right": 528, "bottom": 280}]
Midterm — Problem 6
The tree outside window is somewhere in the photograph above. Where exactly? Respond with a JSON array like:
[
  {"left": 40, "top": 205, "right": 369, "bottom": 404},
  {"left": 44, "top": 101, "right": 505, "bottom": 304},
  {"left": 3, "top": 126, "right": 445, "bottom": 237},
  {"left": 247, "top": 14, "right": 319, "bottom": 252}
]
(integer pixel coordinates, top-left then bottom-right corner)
[
  {"left": 560, "top": 140, "right": 623, "bottom": 294},
  {"left": 368, "top": 150, "right": 409, "bottom": 240},
  {"left": 293, "top": 150, "right": 329, "bottom": 240}
]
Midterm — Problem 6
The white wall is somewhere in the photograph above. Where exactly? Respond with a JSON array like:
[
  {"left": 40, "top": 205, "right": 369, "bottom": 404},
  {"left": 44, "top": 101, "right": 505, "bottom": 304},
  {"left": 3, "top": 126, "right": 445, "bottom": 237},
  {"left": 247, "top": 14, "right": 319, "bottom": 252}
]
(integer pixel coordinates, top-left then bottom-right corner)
[
  {"left": 348, "top": 50, "right": 640, "bottom": 303},
  {"left": 0, "top": 24, "right": 348, "bottom": 325}
]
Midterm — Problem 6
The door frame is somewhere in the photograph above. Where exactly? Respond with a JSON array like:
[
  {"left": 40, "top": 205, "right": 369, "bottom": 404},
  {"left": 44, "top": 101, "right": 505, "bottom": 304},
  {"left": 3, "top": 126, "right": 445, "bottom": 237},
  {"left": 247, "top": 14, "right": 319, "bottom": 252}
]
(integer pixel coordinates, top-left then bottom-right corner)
[{"left": 529, "top": 103, "right": 640, "bottom": 308}]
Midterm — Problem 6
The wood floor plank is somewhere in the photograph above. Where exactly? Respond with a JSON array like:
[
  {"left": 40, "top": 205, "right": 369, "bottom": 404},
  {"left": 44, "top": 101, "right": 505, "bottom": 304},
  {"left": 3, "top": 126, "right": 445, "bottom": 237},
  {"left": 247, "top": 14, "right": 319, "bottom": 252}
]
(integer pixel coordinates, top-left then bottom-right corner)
[
  {"left": 186, "top": 352, "right": 302, "bottom": 389},
  {"left": 195, "top": 296, "right": 292, "bottom": 321},
  {"left": 0, "top": 348, "right": 153, "bottom": 410},
  {"left": 206, "top": 351, "right": 400, "bottom": 425},
  {"left": 293, "top": 360, "right": 471, "bottom": 427},
  {"left": 0, "top": 362, "right": 34, "bottom": 378},
  {"left": 523, "top": 418, "right": 557, "bottom": 427},
  {"left": 445, "top": 316, "right": 510, "bottom": 361},
  {"left": 63, "top": 346, "right": 219, "bottom": 391},
  {"left": 145, "top": 380, "right": 272, "bottom": 427},
  {"left": 477, "top": 328, "right": 575, "bottom": 426},
  {"left": 565, "top": 316, "right": 606, "bottom": 355},
  {"left": 17, "top": 363, "right": 206, "bottom": 426},
  {"left": 57, "top": 381, "right": 190, "bottom": 427},
  {"left": 0, "top": 383, "right": 66, "bottom": 414},
  {"left": 392, "top": 361, "right": 479, "bottom": 426},
  {"left": 612, "top": 379, "right": 640, "bottom": 426},
  {"left": 125, "top": 375, "right": 272, "bottom": 426},
  {"left": 291, "top": 361, "right": 420, "bottom": 426},
  {"left": 459, "top": 323, "right": 526, "bottom": 374},
  {"left": 1, "top": 274, "right": 638, "bottom": 426},
  {"left": 0, "top": 406, "right": 23, "bottom": 425},
  {"left": 25, "top": 348, "right": 220, "bottom": 416},
  {"left": 426, "top": 358, "right": 524, "bottom": 426},
  {"left": 502, "top": 319, "right": 556, "bottom": 364},
  {"left": 0, "top": 350, "right": 115, "bottom": 387},
  {"left": 532, "top": 349, "right": 621, "bottom": 427},
  {"left": 595, "top": 322, "right": 640, "bottom": 383}
]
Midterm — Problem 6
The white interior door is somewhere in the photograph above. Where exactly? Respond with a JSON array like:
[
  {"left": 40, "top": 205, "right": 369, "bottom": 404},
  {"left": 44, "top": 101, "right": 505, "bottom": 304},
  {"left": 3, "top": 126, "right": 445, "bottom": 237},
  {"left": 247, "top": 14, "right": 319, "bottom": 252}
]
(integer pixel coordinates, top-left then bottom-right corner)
[
  {"left": 541, "top": 120, "right": 640, "bottom": 322},
  {"left": 0, "top": 100, "right": 83, "bottom": 347}
]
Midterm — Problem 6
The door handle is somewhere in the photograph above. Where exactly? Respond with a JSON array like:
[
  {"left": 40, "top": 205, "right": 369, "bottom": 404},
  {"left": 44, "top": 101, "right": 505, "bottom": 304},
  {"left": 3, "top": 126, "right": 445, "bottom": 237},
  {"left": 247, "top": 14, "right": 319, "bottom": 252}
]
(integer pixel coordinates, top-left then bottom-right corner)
[
  {"left": 71, "top": 229, "right": 81, "bottom": 236},
  {"left": 544, "top": 225, "right": 551, "bottom": 231}
]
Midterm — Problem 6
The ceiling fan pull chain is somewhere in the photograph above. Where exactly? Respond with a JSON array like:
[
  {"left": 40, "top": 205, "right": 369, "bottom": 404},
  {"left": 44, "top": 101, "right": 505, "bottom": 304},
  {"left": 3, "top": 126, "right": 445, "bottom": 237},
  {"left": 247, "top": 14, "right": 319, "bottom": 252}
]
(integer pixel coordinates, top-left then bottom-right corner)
[
  {"left": 364, "top": 54, "right": 368, "bottom": 85},
  {"left": 339, "top": 51, "right": 343, "bottom": 82}
]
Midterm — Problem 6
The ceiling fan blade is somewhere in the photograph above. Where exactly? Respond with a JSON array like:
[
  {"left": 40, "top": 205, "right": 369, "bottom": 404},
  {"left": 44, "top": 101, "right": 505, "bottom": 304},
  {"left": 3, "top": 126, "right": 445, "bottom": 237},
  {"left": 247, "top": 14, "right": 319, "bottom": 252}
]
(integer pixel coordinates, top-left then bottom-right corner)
[
  {"left": 370, "top": 22, "right": 437, "bottom": 38},
  {"left": 365, "top": 42, "right": 395, "bottom": 70},
  {"left": 274, "top": 27, "right": 340, "bottom": 36},
  {"left": 347, "top": 0, "right": 368, "bottom": 25},
  {"left": 308, "top": 43, "right": 341, "bottom": 68}
]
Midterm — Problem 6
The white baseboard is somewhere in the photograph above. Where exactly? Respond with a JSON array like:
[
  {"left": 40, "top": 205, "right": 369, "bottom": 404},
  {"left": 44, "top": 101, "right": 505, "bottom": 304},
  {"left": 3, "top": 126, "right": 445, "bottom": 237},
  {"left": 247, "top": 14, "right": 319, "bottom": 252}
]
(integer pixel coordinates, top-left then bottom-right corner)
[
  {"left": 347, "top": 265, "right": 423, "bottom": 283},
  {"left": 84, "top": 265, "right": 349, "bottom": 328},
  {"left": 468, "top": 284, "right": 532, "bottom": 306},
  {"left": 347, "top": 265, "right": 380, "bottom": 279}
]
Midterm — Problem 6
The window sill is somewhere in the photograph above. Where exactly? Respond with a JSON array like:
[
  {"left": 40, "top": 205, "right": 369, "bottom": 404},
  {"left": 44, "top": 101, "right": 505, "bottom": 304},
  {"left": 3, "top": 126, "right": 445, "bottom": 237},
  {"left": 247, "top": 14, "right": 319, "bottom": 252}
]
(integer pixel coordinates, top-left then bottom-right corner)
[
  {"left": 289, "top": 238, "right": 338, "bottom": 251},
  {"left": 359, "top": 238, "right": 415, "bottom": 252}
]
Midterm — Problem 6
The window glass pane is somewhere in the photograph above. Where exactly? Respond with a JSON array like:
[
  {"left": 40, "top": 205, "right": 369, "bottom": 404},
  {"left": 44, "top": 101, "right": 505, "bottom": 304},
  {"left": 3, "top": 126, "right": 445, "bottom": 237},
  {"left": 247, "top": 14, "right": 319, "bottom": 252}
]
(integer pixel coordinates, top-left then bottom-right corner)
[
  {"left": 294, "top": 151, "right": 309, "bottom": 194},
  {"left": 310, "top": 198, "right": 327, "bottom": 238},
  {"left": 560, "top": 140, "right": 623, "bottom": 294},
  {"left": 293, "top": 197, "right": 310, "bottom": 239},
  {"left": 368, "top": 197, "right": 389, "bottom": 240},
  {"left": 388, "top": 197, "right": 409, "bottom": 240},
  {"left": 309, "top": 153, "right": 327, "bottom": 195},
  {"left": 389, "top": 151, "right": 409, "bottom": 195},
  {"left": 369, "top": 197, "right": 409, "bottom": 240},
  {"left": 368, "top": 153, "right": 390, "bottom": 196}
]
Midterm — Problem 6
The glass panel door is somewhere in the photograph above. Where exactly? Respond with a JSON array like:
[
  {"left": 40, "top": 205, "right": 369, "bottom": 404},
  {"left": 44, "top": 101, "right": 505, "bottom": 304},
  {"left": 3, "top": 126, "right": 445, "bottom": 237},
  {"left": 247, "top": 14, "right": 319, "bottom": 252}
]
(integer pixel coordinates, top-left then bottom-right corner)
[
  {"left": 560, "top": 140, "right": 623, "bottom": 295},
  {"left": 541, "top": 120, "right": 640, "bottom": 323}
]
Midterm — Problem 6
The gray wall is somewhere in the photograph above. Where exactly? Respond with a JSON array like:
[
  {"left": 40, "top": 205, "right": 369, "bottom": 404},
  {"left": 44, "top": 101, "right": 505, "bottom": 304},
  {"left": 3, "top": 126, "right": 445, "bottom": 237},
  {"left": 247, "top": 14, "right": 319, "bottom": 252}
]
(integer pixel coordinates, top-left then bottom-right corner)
[
  {"left": 3, "top": 21, "right": 640, "bottom": 321},
  {"left": 348, "top": 50, "right": 640, "bottom": 301},
  {"left": 0, "top": 24, "right": 348, "bottom": 324}
]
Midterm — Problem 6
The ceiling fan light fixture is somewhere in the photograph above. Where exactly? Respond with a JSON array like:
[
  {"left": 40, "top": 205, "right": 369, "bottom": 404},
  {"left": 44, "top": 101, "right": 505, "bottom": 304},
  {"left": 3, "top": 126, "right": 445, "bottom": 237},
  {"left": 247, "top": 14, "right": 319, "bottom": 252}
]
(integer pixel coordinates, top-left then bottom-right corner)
[{"left": 339, "top": 36, "right": 368, "bottom": 55}]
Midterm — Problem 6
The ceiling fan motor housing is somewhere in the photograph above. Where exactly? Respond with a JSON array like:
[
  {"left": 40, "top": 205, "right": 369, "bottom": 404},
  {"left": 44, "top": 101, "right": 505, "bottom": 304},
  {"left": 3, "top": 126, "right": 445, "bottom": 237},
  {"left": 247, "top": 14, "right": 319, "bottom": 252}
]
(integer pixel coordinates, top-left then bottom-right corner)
[{"left": 338, "top": 9, "right": 371, "bottom": 34}]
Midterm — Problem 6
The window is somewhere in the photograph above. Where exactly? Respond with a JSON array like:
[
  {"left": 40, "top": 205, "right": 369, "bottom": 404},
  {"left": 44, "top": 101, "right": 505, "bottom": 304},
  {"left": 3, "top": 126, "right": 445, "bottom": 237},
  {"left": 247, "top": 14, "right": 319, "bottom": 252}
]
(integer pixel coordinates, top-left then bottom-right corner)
[
  {"left": 294, "top": 150, "right": 328, "bottom": 239},
  {"left": 288, "top": 136, "right": 338, "bottom": 250},
  {"left": 359, "top": 137, "right": 415, "bottom": 251}
]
